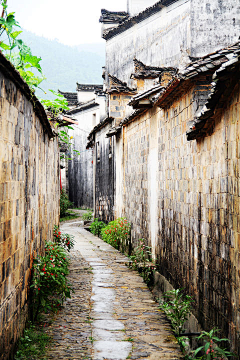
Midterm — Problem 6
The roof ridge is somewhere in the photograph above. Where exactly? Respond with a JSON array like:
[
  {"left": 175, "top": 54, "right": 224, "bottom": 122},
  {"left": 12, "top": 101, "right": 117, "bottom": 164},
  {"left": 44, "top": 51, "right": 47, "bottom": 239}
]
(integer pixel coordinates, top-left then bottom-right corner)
[{"left": 102, "top": 0, "right": 178, "bottom": 40}]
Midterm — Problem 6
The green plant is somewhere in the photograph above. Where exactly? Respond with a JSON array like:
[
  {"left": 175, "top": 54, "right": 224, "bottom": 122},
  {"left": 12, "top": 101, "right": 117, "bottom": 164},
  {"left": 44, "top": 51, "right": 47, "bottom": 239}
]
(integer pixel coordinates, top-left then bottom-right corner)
[
  {"left": 89, "top": 336, "right": 95, "bottom": 344},
  {"left": 82, "top": 210, "right": 93, "bottom": 221},
  {"left": 60, "top": 189, "right": 72, "bottom": 217},
  {"left": 14, "top": 322, "right": 50, "bottom": 360},
  {"left": 31, "top": 241, "right": 72, "bottom": 320},
  {"left": 90, "top": 218, "right": 106, "bottom": 237},
  {"left": 0, "top": 2, "right": 80, "bottom": 162},
  {"left": 159, "top": 289, "right": 193, "bottom": 337},
  {"left": 53, "top": 225, "right": 75, "bottom": 252},
  {"left": 129, "top": 239, "right": 155, "bottom": 284},
  {"left": 101, "top": 217, "right": 131, "bottom": 250},
  {"left": 0, "top": 1, "right": 45, "bottom": 92},
  {"left": 190, "top": 329, "right": 235, "bottom": 360}
]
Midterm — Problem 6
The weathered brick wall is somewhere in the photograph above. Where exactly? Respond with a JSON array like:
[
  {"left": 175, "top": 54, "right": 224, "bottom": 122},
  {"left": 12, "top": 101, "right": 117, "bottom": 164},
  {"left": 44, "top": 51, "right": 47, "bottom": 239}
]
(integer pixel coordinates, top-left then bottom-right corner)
[
  {"left": 122, "top": 81, "right": 240, "bottom": 353},
  {"left": 0, "top": 57, "right": 59, "bottom": 359},
  {"left": 109, "top": 94, "right": 133, "bottom": 125},
  {"left": 123, "top": 113, "right": 151, "bottom": 246},
  {"left": 95, "top": 123, "right": 115, "bottom": 223},
  {"left": 68, "top": 131, "right": 93, "bottom": 209}
]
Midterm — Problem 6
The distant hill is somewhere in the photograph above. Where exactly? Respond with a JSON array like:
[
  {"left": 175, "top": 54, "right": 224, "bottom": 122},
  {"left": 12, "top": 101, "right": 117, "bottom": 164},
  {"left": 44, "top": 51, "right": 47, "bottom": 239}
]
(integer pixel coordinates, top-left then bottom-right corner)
[{"left": 20, "top": 30, "right": 105, "bottom": 99}]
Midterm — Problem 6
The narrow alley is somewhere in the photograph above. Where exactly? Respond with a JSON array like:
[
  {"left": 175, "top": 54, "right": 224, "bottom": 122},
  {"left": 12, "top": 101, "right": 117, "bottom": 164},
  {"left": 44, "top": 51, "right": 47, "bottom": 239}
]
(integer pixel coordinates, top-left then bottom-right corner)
[{"left": 44, "top": 222, "right": 183, "bottom": 360}]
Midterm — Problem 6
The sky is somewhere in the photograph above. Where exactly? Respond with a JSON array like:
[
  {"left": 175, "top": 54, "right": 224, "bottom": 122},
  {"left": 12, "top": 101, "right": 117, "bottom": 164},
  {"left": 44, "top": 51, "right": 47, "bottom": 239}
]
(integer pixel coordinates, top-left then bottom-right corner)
[{"left": 7, "top": 0, "right": 127, "bottom": 46}]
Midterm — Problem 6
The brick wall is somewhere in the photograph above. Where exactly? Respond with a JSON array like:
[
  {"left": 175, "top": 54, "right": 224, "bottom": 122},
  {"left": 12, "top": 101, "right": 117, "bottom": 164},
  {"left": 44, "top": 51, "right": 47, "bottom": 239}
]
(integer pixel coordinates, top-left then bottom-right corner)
[
  {"left": 0, "top": 56, "right": 59, "bottom": 359},
  {"left": 94, "top": 123, "right": 115, "bottom": 223},
  {"left": 122, "top": 80, "right": 240, "bottom": 353},
  {"left": 68, "top": 131, "right": 93, "bottom": 209},
  {"left": 123, "top": 112, "right": 151, "bottom": 246}
]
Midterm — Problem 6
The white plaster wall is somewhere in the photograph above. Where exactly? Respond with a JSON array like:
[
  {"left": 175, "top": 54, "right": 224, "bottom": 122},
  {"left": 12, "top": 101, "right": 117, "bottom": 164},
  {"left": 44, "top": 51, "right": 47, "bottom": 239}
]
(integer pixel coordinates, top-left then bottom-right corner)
[
  {"left": 106, "top": 0, "right": 191, "bottom": 86},
  {"left": 190, "top": 0, "right": 240, "bottom": 57},
  {"left": 106, "top": 0, "right": 239, "bottom": 86},
  {"left": 77, "top": 91, "right": 96, "bottom": 103}
]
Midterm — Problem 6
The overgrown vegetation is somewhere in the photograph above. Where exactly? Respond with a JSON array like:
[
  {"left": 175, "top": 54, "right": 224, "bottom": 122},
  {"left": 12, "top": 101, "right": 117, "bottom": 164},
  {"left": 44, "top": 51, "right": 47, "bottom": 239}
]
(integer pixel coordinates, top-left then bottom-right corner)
[
  {"left": 53, "top": 225, "right": 75, "bottom": 252},
  {"left": 159, "top": 289, "right": 193, "bottom": 337},
  {"left": 90, "top": 218, "right": 106, "bottom": 237},
  {"left": 82, "top": 210, "right": 93, "bottom": 221},
  {"left": 60, "top": 189, "right": 73, "bottom": 217},
  {"left": 128, "top": 239, "right": 155, "bottom": 285},
  {"left": 15, "top": 322, "right": 50, "bottom": 360},
  {"left": 101, "top": 217, "right": 131, "bottom": 250},
  {"left": 15, "top": 226, "right": 75, "bottom": 358},
  {"left": 31, "top": 241, "right": 73, "bottom": 320},
  {"left": 159, "top": 289, "right": 235, "bottom": 360}
]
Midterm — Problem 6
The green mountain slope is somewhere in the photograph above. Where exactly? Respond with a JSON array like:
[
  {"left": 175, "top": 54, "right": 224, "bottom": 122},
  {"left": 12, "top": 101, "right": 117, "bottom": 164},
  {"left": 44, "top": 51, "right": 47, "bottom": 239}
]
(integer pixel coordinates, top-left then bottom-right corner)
[{"left": 20, "top": 30, "right": 105, "bottom": 98}]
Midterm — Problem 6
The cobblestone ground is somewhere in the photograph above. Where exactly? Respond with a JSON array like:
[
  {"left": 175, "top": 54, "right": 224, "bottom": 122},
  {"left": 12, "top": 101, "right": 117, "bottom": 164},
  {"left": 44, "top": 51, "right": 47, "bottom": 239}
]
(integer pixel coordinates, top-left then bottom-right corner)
[{"left": 44, "top": 222, "right": 183, "bottom": 360}]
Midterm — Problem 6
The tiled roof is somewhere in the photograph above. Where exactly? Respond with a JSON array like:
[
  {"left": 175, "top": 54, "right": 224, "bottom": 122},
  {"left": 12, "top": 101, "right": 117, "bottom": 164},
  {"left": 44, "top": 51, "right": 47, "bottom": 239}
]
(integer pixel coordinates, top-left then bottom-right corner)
[
  {"left": 131, "top": 58, "right": 177, "bottom": 79},
  {"left": 106, "top": 126, "right": 122, "bottom": 138},
  {"left": 107, "top": 74, "right": 136, "bottom": 94},
  {"left": 58, "top": 90, "right": 78, "bottom": 107},
  {"left": 77, "top": 83, "right": 103, "bottom": 92},
  {"left": 87, "top": 116, "right": 114, "bottom": 140},
  {"left": 186, "top": 48, "right": 240, "bottom": 140},
  {"left": 156, "top": 42, "right": 240, "bottom": 108},
  {"left": 67, "top": 99, "right": 99, "bottom": 115},
  {"left": 99, "top": 9, "right": 129, "bottom": 24},
  {"left": 129, "top": 84, "right": 165, "bottom": 109},
  {"left": 180, "top": 42, "right": 240, "bottom": 80},
  {"left": 102, "top": 0, "right": 179, "bottom": 40}
]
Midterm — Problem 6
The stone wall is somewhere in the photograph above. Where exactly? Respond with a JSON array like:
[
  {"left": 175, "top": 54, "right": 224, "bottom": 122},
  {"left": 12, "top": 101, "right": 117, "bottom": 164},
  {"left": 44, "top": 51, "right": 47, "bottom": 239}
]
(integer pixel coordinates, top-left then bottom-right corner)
[
  {"left": 0, "top": 55, "right": 59, "bottom": 359},
  {"left": 121, "top": 79, "right": 240, "bottom": 353},
  {"left": 94, "top": 123, "right": 115, "bottom": 223}
]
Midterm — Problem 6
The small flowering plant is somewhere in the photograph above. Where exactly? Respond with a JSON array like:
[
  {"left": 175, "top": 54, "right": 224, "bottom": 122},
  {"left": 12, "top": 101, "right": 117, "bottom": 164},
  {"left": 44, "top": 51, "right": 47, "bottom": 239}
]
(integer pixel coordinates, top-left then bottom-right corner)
[
  {"left": 101, "top": 217, "right": 131, "bottom": 250},
  {"left": 53, "top": 225, "right": 75, "bottom": 252},
  {"left": 191, "top": 329, "right": 235, "bottom": 360},
  {"left": 31, "top": 241, "right": 72, "bottom": 320},
  {"left": 129, "top": 239, "right": 155, "bottom": 284}
]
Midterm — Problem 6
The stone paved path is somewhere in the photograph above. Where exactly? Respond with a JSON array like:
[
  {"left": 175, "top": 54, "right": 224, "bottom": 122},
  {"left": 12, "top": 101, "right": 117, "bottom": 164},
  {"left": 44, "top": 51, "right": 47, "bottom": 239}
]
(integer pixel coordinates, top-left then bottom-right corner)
[{"left": 45, "top": 222, "right": 183, "bottom": 360}]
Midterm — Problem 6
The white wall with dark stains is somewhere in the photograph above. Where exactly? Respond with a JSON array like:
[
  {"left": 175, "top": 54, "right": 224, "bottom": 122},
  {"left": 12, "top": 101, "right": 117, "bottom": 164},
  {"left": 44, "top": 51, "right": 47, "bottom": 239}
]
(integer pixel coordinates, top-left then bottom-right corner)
[{"left": 105, "top": 0, "right": 239, "bottom": 86}]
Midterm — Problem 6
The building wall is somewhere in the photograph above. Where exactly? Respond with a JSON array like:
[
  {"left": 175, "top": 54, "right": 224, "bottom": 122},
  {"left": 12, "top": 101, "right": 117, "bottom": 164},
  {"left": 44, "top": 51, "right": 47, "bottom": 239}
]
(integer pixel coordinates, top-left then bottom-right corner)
[
  {"left": 94, "top": 123, "right": 115, "bottom": 223},
  {"left": 109, "top": 94, "right": 133, "bottom": 125},
  {"left": 68, "top": 109, "right": 95, "bottom": 209},
  {"left": 106, "top": 0, "right": 191, "bottom": 86},
  {"left": 121, "top": 80, "right": 240, "bottom": 352},
  {"left": 105, "top": 0, "right": 239, "bottom": 86},
  {"left": 0, "top": 67, "right": 59, "bottom": 359},
  {"left": 190, "top": 0, "right": 240, "bottom": 57}
]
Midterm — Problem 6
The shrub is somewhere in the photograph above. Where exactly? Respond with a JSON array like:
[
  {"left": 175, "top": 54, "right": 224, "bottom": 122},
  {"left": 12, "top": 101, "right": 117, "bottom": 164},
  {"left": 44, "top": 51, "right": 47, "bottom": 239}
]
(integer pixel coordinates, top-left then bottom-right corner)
[
  {"left": 82, "top": 210, "right": 93, "bottom": 221},
  {"left": 101, "top": 217, "right": 131, "bottom": 250},
  {"left": 158, "top": 288, "right": 193, "bottom": 337},
  {"left": 60, "top": 189, "right": 72, "bottom": 217},
  {"left": 53, "top": 225, "right": 75, "bottom": 252},
  {"left": 90, "top": 218, "right": 106, "bottom": 237},
  {"left": 191, "top": 329, "right": 235, "bottom": 360},
  {"left": 15, "top": 322, "right": 50, "bottom": 360},
  {"left": 31, "top": 241, "right": 72, "bottom": 320},
  {"left": 129, "top": 239, "right": 155, "bottom": 284}
]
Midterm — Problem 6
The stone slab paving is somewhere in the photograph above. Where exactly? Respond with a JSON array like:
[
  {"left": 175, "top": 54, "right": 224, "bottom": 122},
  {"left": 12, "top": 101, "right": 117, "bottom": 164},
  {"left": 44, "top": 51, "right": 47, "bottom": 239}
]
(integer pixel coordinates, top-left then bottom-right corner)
[{"left": 45, "top": 221, "right": 183, "bottom": 360}]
